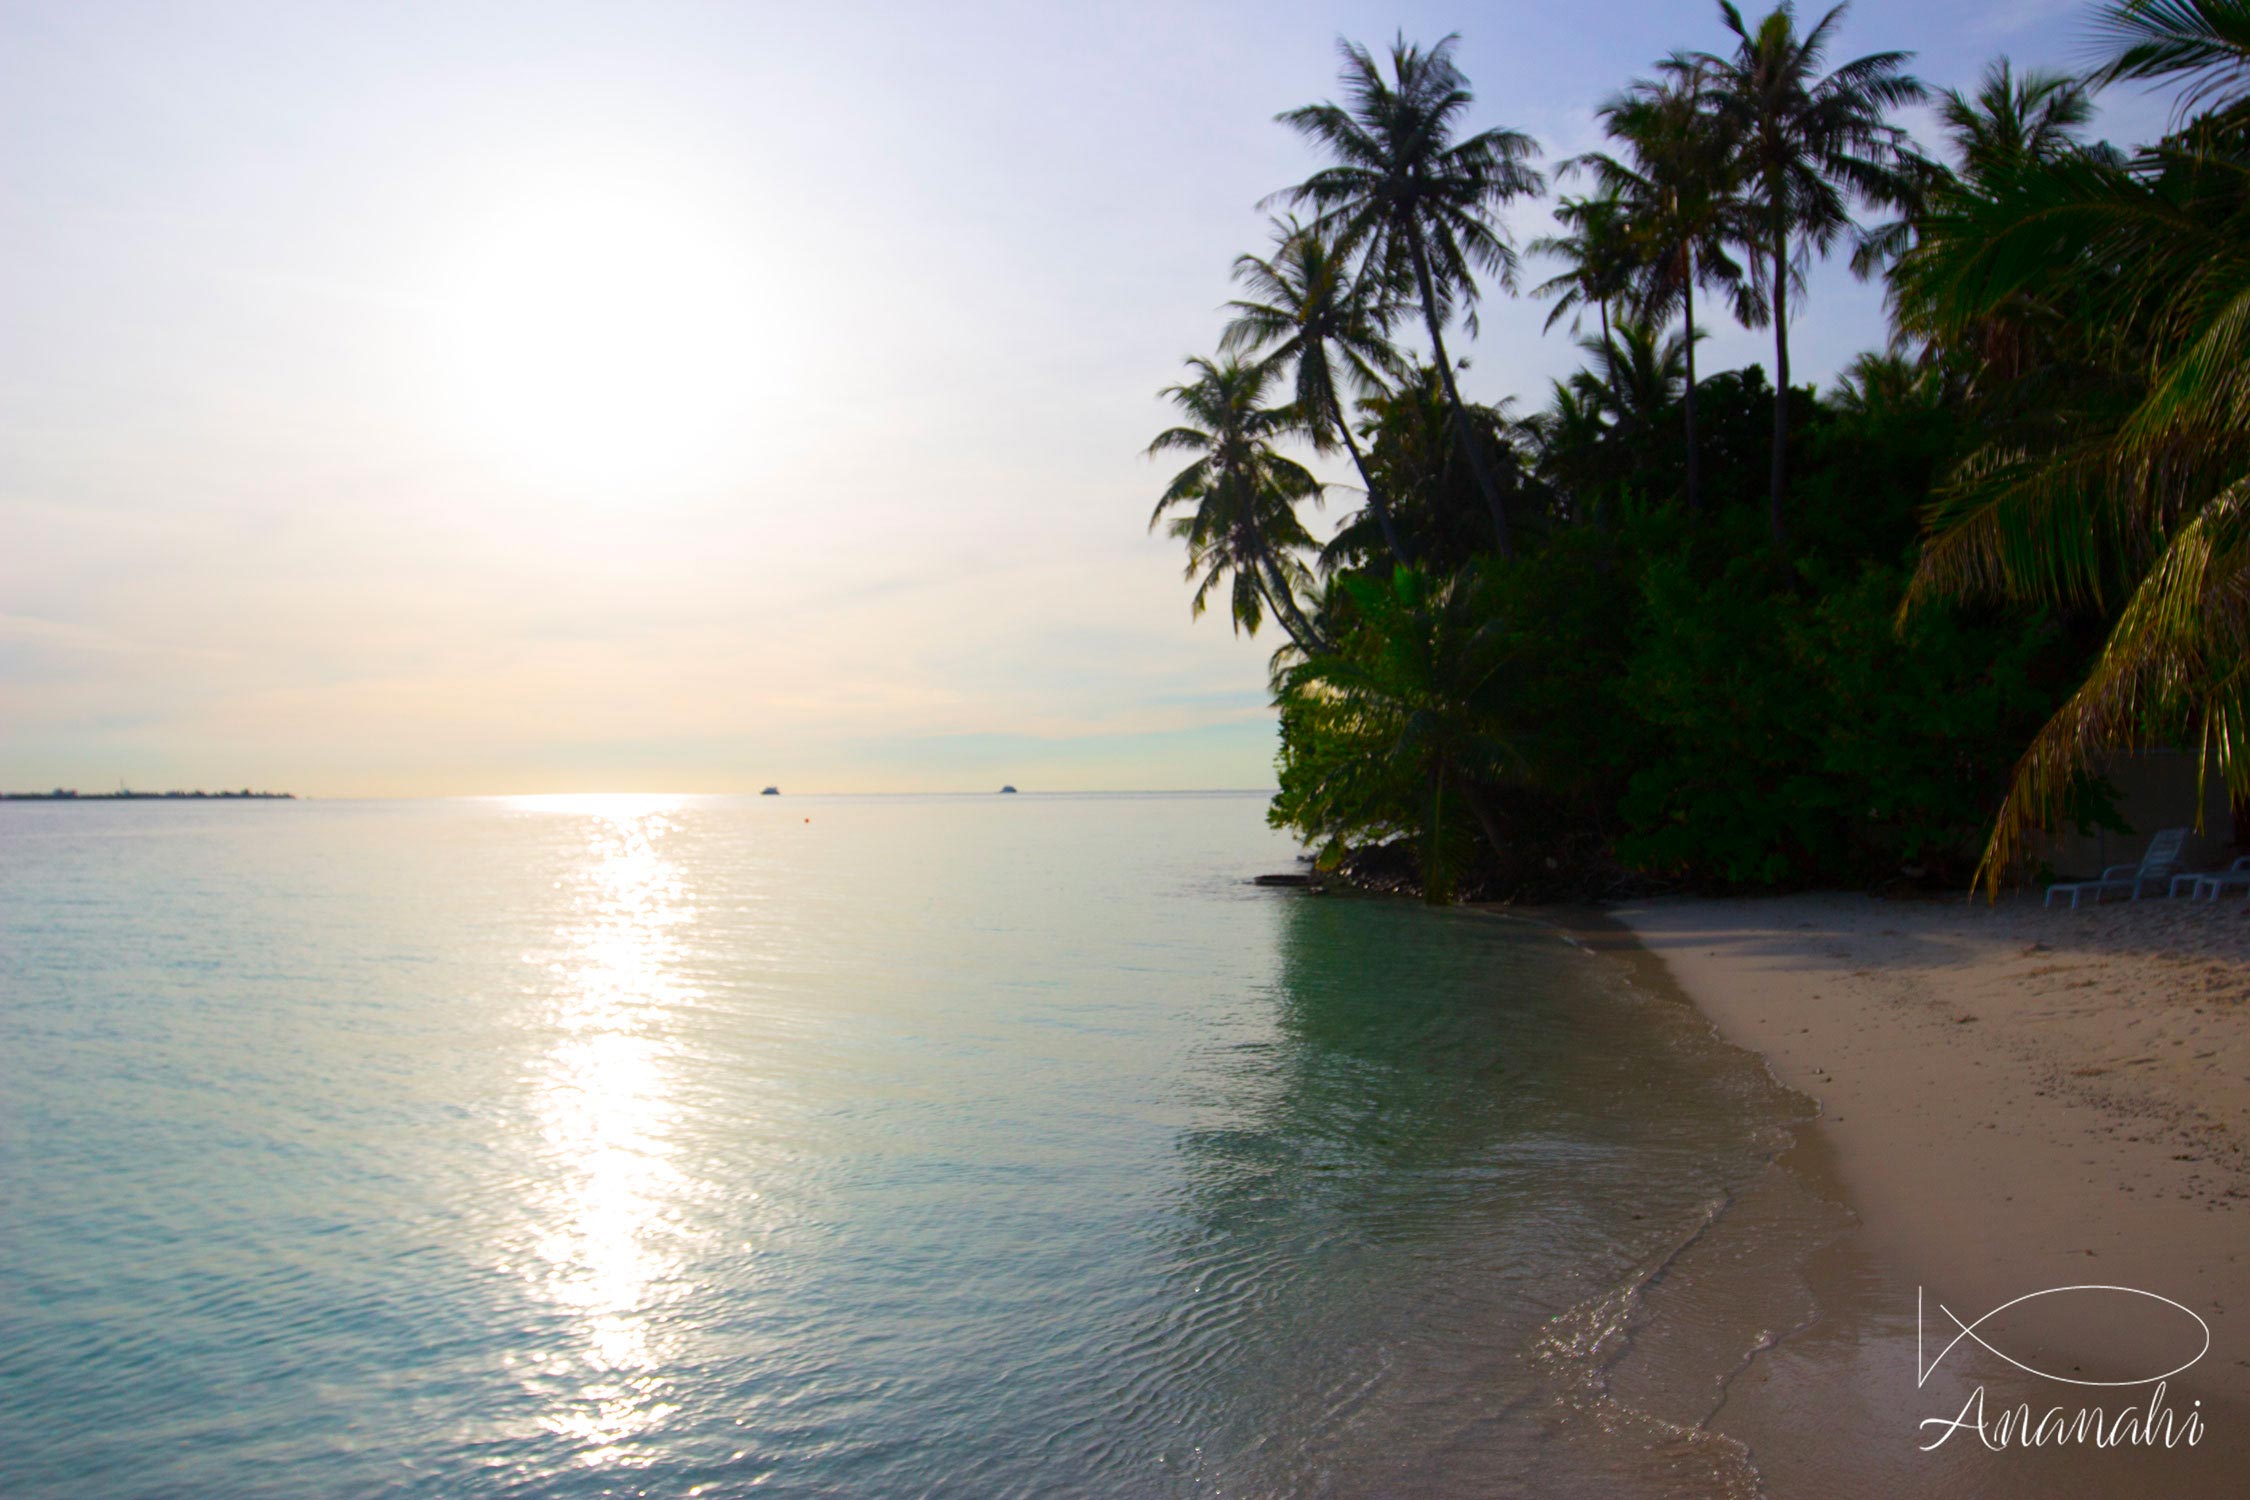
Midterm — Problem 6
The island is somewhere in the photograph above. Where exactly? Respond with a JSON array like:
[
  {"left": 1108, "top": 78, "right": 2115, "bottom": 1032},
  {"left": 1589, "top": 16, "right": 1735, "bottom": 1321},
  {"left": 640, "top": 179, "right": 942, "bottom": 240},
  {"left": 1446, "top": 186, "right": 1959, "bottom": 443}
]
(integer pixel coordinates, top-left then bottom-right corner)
[
  {"left": 1, "top": 788, "right": 295, "bottom": 801},
  {"left": 999, "top": 785, "right": 1018, "bottom": 794},
  {"left": 760, "top": 786, "right": 780, "bottom": 796}
]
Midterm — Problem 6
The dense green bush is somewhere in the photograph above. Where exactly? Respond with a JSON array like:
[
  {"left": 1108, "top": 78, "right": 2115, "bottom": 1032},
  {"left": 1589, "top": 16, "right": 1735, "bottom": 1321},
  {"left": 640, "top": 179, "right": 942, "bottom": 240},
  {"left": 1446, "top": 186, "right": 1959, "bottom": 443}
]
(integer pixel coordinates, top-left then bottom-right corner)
[
  {"left": 1169, "top": 10, "right": 2228, "bottom": 901},
  {"left": 1268, "top": 368, "right": 2104, "bottom": 897},
  {"left": 1616, "top": 555, "right": 2073, "bottom": 886}
]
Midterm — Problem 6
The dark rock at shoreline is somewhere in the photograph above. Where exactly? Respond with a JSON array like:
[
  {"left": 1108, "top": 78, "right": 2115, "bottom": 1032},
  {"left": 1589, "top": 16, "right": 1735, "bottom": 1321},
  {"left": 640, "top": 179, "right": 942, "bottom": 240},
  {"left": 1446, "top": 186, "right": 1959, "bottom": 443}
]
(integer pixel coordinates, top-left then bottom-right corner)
[{"left": 1323, "top": 829, "right": 1665, "bottom": 905}]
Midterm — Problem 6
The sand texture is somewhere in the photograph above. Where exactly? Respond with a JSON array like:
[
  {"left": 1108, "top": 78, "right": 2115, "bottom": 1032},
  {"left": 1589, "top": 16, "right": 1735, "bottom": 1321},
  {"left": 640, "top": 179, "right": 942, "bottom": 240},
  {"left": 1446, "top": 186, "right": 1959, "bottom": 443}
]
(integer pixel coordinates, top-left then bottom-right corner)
[{"left": 1565, "top": 891, "right": 2250, "bottom": 1495}]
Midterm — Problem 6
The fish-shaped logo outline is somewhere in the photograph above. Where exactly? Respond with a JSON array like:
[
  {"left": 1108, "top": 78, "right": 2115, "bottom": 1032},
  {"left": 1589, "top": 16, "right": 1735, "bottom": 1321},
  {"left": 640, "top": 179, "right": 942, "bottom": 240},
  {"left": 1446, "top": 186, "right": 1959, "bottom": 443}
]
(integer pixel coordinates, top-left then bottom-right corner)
[{"left": 1917, "top": 1285, "right": 2210, "bottom": 1389}]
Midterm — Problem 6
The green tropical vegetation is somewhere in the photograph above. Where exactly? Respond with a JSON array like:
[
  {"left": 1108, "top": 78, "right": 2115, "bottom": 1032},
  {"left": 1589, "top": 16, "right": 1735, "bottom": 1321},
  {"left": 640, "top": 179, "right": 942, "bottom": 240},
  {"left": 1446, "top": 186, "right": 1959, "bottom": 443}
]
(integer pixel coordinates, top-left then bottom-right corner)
[{"left": 1149, "top": 0, "right": 2250, "bottom": 900}]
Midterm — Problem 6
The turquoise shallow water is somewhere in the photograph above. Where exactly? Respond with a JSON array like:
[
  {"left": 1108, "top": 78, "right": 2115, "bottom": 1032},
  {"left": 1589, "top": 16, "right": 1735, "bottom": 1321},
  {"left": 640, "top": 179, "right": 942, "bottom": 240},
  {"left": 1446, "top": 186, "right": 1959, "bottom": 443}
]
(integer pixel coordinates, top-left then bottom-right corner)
[{"left": 0, "top": 793, "right": 1814, "bottom": 1497}]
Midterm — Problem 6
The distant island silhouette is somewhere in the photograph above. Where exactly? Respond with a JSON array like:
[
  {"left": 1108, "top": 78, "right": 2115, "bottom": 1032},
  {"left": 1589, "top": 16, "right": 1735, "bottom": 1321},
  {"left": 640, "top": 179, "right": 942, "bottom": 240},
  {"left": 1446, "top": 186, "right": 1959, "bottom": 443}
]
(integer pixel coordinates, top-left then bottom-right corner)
[{"left": 1, "top": 788, "right": 295, "bottom": 802}]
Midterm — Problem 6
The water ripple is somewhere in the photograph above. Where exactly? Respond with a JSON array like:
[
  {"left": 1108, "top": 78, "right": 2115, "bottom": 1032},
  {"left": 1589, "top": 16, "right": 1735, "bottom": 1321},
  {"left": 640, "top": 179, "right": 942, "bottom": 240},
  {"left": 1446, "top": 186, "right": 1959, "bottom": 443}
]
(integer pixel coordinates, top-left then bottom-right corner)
[{"left": 0, "top": 795, "right": 1818, "bottom": 1498}]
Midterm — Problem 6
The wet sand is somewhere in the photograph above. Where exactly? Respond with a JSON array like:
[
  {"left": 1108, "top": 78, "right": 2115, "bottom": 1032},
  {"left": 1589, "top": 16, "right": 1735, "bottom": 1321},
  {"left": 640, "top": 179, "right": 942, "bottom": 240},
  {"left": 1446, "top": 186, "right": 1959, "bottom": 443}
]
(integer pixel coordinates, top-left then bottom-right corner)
[{"left": 1542, "top": 894, "right": 2250, "bottom": 1497}]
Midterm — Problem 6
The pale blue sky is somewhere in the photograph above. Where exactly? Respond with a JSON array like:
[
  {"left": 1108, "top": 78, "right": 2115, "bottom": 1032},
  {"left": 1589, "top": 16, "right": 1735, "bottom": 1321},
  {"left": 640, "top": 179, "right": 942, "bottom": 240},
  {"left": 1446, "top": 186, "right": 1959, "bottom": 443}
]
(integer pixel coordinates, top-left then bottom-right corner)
[{"left": 0, "top": 1, "right": 2168, "bottom": 794}]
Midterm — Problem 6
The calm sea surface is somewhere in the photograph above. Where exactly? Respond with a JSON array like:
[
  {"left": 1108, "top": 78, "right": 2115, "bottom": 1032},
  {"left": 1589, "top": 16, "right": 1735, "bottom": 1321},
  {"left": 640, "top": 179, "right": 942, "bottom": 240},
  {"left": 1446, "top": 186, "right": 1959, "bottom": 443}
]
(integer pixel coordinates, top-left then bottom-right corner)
[{"left": 0, "top": 793, "right": 1826, "bottom": 1498}]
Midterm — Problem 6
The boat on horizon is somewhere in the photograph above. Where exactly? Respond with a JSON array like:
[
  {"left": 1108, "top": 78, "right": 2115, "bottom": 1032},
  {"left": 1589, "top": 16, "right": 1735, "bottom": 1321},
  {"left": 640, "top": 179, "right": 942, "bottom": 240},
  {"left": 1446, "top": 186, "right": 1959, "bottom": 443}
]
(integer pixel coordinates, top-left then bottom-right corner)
[{"left": 761, "top": 786, "right": 780, "bottom": 796}]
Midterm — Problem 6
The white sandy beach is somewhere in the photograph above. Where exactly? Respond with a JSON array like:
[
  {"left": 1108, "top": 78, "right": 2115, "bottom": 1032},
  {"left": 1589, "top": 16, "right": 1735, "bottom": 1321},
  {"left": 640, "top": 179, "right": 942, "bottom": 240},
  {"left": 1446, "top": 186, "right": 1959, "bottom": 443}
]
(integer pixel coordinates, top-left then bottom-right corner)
[{"left": 1611, "top": 892, "right": 2250, "bottom": 1412}]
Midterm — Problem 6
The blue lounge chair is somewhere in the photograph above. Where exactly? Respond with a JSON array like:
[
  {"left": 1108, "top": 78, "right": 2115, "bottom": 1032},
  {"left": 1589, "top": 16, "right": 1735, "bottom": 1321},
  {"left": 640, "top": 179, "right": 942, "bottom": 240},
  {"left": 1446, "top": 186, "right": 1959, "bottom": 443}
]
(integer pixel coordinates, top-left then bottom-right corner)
[
  {"left": 2044, "top": 827, "right": 2190, "bottom": 909},
  {"left": 2172, "top": 855, "right": 2250, "bottom": 901}
]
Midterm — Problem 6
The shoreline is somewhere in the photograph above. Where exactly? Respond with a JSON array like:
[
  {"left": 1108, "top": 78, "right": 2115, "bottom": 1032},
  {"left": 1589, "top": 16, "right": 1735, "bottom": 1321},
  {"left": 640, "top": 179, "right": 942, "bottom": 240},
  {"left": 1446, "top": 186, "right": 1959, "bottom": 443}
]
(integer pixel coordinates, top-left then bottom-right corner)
[{"left": 1513, "top": 894, "right": 2250, "bottom": 1494}]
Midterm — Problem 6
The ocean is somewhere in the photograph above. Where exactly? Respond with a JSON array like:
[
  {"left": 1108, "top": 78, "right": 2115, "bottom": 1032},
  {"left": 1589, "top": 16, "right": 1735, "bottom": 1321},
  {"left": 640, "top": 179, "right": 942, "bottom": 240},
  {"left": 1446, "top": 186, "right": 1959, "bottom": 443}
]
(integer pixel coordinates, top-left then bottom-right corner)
[{"left": 0, "top": 792, "right": 1836, "bottom": 1497}]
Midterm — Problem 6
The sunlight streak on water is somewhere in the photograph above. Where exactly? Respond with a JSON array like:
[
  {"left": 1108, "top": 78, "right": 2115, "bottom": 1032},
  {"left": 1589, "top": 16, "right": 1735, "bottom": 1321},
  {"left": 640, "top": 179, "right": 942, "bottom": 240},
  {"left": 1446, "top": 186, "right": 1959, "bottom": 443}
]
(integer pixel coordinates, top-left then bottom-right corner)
[
  {"left": 0, "top": 794, "right": 1823, "bottom": 1499},
  {"left": 518, "top": 799, "right": 699, "bottom": 1469}
]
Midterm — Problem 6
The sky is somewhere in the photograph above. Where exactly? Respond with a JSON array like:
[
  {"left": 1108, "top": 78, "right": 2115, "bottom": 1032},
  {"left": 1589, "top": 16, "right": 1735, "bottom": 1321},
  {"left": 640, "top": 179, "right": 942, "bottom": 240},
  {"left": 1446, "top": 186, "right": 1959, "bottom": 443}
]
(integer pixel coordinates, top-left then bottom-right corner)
[{"left": 0, "top": 0, "right": 2175, "bottom": 796}]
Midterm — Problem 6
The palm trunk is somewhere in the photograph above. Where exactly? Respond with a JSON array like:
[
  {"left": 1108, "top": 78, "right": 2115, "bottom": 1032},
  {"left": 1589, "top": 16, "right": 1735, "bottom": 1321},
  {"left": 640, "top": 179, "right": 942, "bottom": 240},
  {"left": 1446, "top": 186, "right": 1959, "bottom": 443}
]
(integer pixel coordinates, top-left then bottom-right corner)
[
  {"left": 1682, "top": 261, "right": 1701, "bottom": 516},
  {"left": 1595, "top": 297, "right": 1623, "bottom": 533},
  {"left": 1422, "top": 764, "right": 1452, "bottom": 903},
  {"left": 1249, "top": 568, "right": 1313, "bottom": 654},
  {"left": 1599, "top": 298, "right": 1620, "bottom": 419},
  {"left": 1407, "top": 227, "right": 1510, "bottom": 558},
  {"left": 1460, "top": 779, "right": 1507, "bottom": 867},
  {"left": 1254, "top": 551, "right": 1324, "bottom": 655},
  {"left": 1338, "top": 416, "right": 1410, "bottom": 566},
  {"left": 1768, "top": 212, "right": 1790, "bottom": 548}
]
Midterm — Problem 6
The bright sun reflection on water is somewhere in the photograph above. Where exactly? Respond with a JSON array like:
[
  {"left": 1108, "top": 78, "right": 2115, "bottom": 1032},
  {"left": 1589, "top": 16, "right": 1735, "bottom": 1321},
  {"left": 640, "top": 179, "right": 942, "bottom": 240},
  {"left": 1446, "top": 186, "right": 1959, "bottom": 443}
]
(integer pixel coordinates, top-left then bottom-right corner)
[{"left": 516, "top": 796, "right": 700, "bottom": 1469}]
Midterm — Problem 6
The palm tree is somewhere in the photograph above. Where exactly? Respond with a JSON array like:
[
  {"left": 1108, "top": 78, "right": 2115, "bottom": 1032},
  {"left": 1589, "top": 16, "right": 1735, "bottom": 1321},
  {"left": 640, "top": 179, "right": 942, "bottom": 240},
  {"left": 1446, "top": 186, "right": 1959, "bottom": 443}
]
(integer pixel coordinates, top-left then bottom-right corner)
[
  {"left": 2092, "top": 0, "right": 2250, "bottom": 120},
  {"left": 1222, "top": 217, "right": 1412, "bottom": 564},
  {"left": 1271, "top": 35, "right": 1544, "bottom": 556},
  {"left": 1688, "top": 2, "right": 1923, "bottom": 543},
  {"left": 1828, "top": 348, "right": 1936, "bottom": 418},
  {"left": 1147, "top": 357, "right": 1326, "bottom": 653},
  {"left": 1877, "top": 61, "right": 2099, "bottom": 387},
  {"left": 1530, "top": 193, "right": 1639, "bottom": 431},
  {"left": 1854, "top": 60, "right": 2097, "bottom": 284},
  {"left": 1575, "top": 70, "right": 1755, "bottom": 513},
  {"left": 1528, "top": 376, "right": 1618, "bottom": 520},
  {"left": 1899, "top": 1, "right": 2250, "bottom": 886},
  {"left": 1579, "top": 320, "right": 1693, "bottom": 430},
  {"left": 1942, "top": 59, "right": 2096, "bottom": 181}
]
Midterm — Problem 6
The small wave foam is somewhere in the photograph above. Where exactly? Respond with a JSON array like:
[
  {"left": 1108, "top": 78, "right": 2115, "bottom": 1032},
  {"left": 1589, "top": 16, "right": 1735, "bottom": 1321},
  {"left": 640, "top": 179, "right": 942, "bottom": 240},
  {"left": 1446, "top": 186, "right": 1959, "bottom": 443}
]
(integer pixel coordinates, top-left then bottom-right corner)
[
  {"left": 1511, "top": 926, "right": 1852, "bottom": 1495},
  {"left": 1529, "top": 1137, "right": 1856, "bottom": 1497}
]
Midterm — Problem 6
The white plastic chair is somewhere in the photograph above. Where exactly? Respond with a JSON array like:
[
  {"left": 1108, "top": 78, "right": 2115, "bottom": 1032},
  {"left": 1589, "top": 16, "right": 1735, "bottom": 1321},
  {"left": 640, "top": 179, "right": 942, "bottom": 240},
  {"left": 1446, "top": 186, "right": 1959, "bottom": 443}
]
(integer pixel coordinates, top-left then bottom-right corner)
[
  {"left": 2045, "top": 828, "right": 2191, "bottom": 908},
  {"left": 2174, "top": 855, "right": 2250, "bottom": 901}
]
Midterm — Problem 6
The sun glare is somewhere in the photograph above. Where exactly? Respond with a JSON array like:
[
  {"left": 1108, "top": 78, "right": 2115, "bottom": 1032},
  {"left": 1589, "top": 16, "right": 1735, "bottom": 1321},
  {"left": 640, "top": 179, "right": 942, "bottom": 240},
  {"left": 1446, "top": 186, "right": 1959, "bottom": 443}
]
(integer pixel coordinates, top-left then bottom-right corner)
[{"left": 436, "top": 180, "right": 764, "bottom": 494}]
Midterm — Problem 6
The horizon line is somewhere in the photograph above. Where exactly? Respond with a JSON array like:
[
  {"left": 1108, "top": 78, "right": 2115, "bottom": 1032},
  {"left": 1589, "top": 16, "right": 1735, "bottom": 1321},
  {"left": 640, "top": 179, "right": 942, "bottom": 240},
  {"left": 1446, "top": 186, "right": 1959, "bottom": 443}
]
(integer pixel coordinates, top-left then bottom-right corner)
[{"left": 3, "top": 786, "right": 1284, "bottom": 801}]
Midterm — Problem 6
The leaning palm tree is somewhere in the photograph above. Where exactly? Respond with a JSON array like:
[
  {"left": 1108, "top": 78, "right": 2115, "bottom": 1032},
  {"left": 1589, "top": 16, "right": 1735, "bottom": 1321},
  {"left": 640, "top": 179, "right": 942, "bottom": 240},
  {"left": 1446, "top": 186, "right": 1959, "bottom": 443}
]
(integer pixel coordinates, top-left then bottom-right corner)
[
  {"left": 1270, "top": 35, "right": 1544, "bottom": 556},
  {"left": 1222, "top": 217, "right": 1412, "bottom": 564},
  {"left": 1147, "top": 356, "right": 1326, "bottom": 653},
  {"left": 1688, "top": 2, "right": 1924, "bottom": 543},
  {"left": 1899, "top": 0, "right": 2250, "bottom": 887},
  {"left": 2092, "top": 0, "right": 2250, "bottom": 120},
  {"left": 1575, "top": 69, "right": 1756, "bottom": 513}
]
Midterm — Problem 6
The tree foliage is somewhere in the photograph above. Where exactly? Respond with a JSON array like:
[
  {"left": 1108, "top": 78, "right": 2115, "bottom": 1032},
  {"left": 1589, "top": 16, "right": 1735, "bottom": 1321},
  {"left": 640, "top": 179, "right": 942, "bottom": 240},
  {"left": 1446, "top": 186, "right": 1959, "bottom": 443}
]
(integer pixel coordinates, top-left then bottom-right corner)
[{"left": 1147, "top": 1, "right": 2246, "bottom": 901}]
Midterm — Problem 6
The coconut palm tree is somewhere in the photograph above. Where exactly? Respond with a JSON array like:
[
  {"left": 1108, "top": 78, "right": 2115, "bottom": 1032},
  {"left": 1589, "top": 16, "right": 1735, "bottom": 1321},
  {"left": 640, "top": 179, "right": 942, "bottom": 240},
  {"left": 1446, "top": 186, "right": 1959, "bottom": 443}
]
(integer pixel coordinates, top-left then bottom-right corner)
[
  {"left": 1578, "top": 320, "right": 1693, "bottom": 430},
  {"left": 1828, "top": 349, "right": 1937, "bottom": 418},
  {"left": 1530, "top": 193, "right": 1639, "bottom": 428},
  {"left": 2092, "top": 0, "right": 2250, "bottom": 120},
  {"left": 1574, "top": 70, "right": 1756, "bottom": 513},
  {"left": 1899, "top": 0, "right": 2250, "bottom": 886},
  {"left": 1875, "top": 60, "right": 2102, "bottom": 393},
  {"left": 1222, "top": 217, "right": 1412, "bottom": 564},
  {"left": 1853, "top": 60, "right": 2098, "bottom": 284},
  {"left": 1527, "top": 377, "right": 1618, "bottom": 520},
  {"left": 1688, "top": 2, "right": 1924, "bottom": 543},
  {"left": 1147, "top": 357, "right": 1327, "bottom": 653},
  {"left": 1270, "top": 35, "right": 1544, "bottom": 556},
  {"left": 1943, "top": 59, "right": 2097, "bottom": 181}
]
